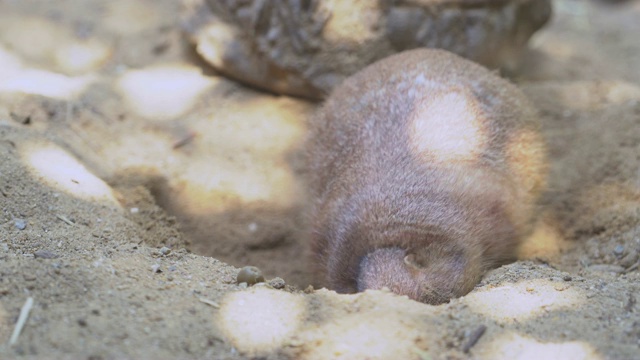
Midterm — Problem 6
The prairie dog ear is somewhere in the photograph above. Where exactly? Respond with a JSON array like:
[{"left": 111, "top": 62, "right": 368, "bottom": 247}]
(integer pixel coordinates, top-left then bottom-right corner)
[{"left": 403, "top": 254, "right": 420, "bottom": 270}]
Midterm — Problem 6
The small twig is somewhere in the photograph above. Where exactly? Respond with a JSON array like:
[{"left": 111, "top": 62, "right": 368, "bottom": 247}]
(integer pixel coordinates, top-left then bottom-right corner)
[
  {"left": 198, "top": 297, "right": 220, "bottom": 308},
  {"left": 56, "top": 214, "right": 75, "bottom": 226},
  {"left": 9, "top": 297, "right": 34, "bottom": 346},
  {"left": 172, "top": 132, "right": 196, "bottom": 149},
  {"left": 462, "top": 324, "right": 487, "bottom": 353}
]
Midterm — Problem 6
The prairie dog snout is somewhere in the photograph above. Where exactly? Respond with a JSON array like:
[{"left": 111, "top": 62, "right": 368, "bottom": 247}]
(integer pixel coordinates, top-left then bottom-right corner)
[{"left": 307, "top": 49, "right": 546, "bottom": 304}]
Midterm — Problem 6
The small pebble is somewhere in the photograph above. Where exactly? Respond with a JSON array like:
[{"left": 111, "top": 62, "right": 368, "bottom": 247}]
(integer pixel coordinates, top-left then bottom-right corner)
[
  {"left": 563, "top": 275, "right": 572, "bottom": 281},
  {"left": 160, "top": 246, "right": 171, "bottom": 255},
  {"left": 613, "top": 245, "right": 625, "bottom": 257},
  {"left": 14, "top": 219, "right": 27, "bottom": 230},
  {"left": 151, "top": 264, "right": 162, "bottom": 273},
  {"left": 168, "top": 265, "right": 177, "bottom": 272},
  {"left": 268, "top": 277, "right": 286, "bottom": 289},
  {"left": 236, "top": 266, "right": 264, "bottom": 285}
]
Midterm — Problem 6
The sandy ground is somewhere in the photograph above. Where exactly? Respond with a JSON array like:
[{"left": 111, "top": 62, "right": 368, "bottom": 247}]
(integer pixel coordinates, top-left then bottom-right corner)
[{"left": 0, "top": 0, "right": 639, "bottom": 359}]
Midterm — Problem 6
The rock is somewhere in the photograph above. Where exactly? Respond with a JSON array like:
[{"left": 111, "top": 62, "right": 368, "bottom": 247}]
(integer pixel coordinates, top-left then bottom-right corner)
[
  {"left": 268, "top": 277, "right": 286, "bottom": 289},
  {"left": 613, "top": 244, "right": 625, "bottom": 257},
  {"left": 236, "top": 266, "right": 265, "bottom": 285},
  {"left": 14, "top": 218, "right": 27, "bottom": 230},
  {"left": 182, "top": 0, "right": 551, "bottom": 99}
]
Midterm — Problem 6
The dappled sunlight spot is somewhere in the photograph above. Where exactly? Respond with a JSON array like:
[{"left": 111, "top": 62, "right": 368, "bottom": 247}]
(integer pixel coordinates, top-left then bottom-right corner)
[
  {"left": 168, "top": 95, "right": 309, "bottom": 215},
  {"left": 116, "top": 64, "right": 216, "bottom": 120},
  {"left": 0, "top": 15, "right": 110, "bottom": 75},
  {"left": 409, "top": 90, "right": 487, "bottom": 163},
  {"left": 505, "top": 129, "right": 547, "bottom": 198},
  {"left": 20, "top": 142, "right": 119, "bottom": 206},
  {"left": 0, "top": 15, "right": 66, "bottom": 61},
  {"left": 476, "top": 332, "right": 602, "bottom": 360},
  {"left": 194, "top": 97, "right": 309, "bottom": 155},
  {"left": 175, "top": 158, "right": 302, "bottom": 215},
  {"left": 298, "top": 310, "right": 427, "bottom": 360},
  {"left": 503, "top": 128, "right": 547, "bottom": 230},
  {"left": 101, "top": 131, "right": 177, "bottom": 170},
  {"left": 0, "top": 44, "right": 94, "bottom": 99},
  {"left": 323, "top": 2, "right": 381, "bottom": 43},
  {"left": 0, "top": 68, "right": 95, "bottom": 99},
  {"left": 193, "top": 21, "right": 238, "bottom": 70},
  {"left": 54, "top": 40, "right": 112, "bottom": 74},
  {"left": 517, "top": 216, "right": 572, "bottom": 260},
  {"left": 218, "top": 287, "right": 304, "bottom": 355},
  {"left": 464, "top": 279, "right": 585, "bottom": 324}
]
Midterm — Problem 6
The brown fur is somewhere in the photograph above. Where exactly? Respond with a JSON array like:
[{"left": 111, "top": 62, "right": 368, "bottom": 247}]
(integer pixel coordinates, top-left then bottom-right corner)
[{"left": 307, "top": 49, "right": 547, "bottom": 304}]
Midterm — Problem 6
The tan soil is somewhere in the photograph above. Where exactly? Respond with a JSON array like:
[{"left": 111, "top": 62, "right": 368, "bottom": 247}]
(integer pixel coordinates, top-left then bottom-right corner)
[{"left": 0, "top": 0, "right": 638, "bottom": 359}]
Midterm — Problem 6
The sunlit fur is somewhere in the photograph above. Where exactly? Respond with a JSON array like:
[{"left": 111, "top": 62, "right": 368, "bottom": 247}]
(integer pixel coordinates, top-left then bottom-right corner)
[{"left": 307, "top": 49, "right": 547, "bottom": 304}]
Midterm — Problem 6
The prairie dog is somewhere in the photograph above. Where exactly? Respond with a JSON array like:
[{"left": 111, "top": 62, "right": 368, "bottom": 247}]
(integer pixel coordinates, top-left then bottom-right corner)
[{"left": 307, "top": 49, "right": 546, "bottom": 304}]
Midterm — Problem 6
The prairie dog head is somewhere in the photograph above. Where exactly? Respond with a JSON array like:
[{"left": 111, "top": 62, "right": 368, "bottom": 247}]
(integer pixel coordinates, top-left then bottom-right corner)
[{"left": 357, "top": 242, "right": 484, "bottom": 304}]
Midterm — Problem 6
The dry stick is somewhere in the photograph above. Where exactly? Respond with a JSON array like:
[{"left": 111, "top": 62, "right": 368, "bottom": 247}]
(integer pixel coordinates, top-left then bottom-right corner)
[
  {"left": 172, "top": 132, "right": 196, "bottom": 149},
  {"left": 56, "top": 214, "right": 75, "bottom": 226},
  {"left": 198, "top": 297, "right": 220, "bottom": 308},
  {"left": 462, "top": 324, "right": 487, "bottom": 353},
  {"left": 9, "top": 297, "right": 34, "bottom": 346}
]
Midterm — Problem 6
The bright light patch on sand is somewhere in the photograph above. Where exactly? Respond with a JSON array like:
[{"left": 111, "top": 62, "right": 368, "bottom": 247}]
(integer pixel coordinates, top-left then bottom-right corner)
[
  {"left": 0, "top": 46, "right": 94, "bottom": 99},
  {"left": 0, "top": 69, "right": 94, "bottom": 99},
  {"left": 21, "top": 143, "right": 119, "bottom": 206},
  {"left": 169, "top": 98, "right": 308, "bottom": 214},
  {"left": 517, "top": 218, "right": 571, "bottom": 260},
  {"left": 116, "top": 64, "right": 216, "bottom": 120},
  {"left": 54, "top": 40, "right": 111, "bottom": 74},
  {"left": 301, "top": 311, "right": 424, "bottom": 360},
  {"left": 218, "top": 287, "right": 304, "bottom": 355},
  {"left": 410, "top": 90, "right": 486, "bottom": 163},
  {"left": 196, "top": 22, "right": 238, "bottom": 69},
  {"left": 178, "top": 159, "right": 300, "bottom": 214},
  {"left": 464, "top": 279, "right": 585, "bottom": 324},
  {"left": 477, "top": 332, "right": 602, "bottom": 360}
]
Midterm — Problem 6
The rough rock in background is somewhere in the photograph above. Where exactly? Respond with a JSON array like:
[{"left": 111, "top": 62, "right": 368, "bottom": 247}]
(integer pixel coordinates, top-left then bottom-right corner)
[{"left": 183, "top": 0, "right": 551, "bottom": 99}]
